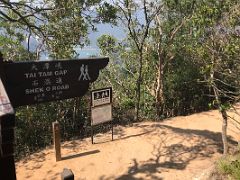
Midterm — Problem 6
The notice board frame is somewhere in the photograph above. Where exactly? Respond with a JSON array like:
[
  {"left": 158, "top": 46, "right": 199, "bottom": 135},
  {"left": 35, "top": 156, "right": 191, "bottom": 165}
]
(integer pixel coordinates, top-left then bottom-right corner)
[{"left": 90, "top": 87, "right": 113, "bottom": 144}]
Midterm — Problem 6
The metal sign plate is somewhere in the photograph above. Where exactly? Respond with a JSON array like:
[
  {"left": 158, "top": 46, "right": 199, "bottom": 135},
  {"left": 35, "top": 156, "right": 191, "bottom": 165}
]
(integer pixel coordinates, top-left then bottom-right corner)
[
  {"left": 91, "top": 104, "right": 112, "bottom": 126},
  {"left": 91, "top": 87, "right": 112, "bottom": 107}
]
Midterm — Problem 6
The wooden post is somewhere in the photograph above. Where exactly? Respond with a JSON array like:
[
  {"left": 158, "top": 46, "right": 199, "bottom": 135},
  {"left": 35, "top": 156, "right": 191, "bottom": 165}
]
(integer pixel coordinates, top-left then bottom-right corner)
[
  {"left": 52, "top": 121, "right": 61, "bottom": 161},
  {"left": 0, "top": 115, "right": 16, "bottom": 180},
  {"left": 0, "top": 51, "right": 16, "bottom": 180}
]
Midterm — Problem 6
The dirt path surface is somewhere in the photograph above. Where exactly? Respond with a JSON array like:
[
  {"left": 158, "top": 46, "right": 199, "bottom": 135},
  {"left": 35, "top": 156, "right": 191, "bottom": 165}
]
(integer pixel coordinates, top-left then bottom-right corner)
[{"left": 16, "top": 107, "right": 240, "bottom": 180}]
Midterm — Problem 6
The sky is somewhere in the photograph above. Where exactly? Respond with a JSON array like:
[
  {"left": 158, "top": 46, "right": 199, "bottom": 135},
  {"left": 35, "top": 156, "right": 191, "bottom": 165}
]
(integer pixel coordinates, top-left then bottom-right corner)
[
  {"left": 39, "top": 23, "right": 125, "bottom": 60},
  {"left": 74, "top": 23, "right": 125, "bottom": 58},
  {"left": 88, "top": 24, "right": 125, "bottom": 48}
]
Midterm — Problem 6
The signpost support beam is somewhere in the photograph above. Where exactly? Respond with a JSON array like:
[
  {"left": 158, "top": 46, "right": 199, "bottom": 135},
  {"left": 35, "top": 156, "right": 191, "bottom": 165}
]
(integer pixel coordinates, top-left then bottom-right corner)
[
  {"left": 111, "top": 120, "right": 114, "bottom": 141},
  {"left": 0, "top": 51, "right": 16, "bottom": 180},
  {"left": 0, "top": 115, "right": 16, "bottom": 180},
  {"left": 91, "top": 126, "right": 94, "bottom": 144}
]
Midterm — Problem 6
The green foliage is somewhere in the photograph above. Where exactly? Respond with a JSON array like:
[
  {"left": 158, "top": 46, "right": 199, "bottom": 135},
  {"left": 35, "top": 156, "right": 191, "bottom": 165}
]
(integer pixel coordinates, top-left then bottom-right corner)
[
  {"left": 0, "top": 0, "right": 118, "bottom": 59},
  {"left": 217, "top": 155, "right": 240, "bottom": 180},
  {"left": 96, "top": 2, "right": 118, "bottom": 25},
  {"left": 44, "top": 0, "right": 118, "bottom": 58},
  {"left": 97, "top": 35, "right": 118, "bottom": 55},
  {"left": 0, "top": 22, "right": 35, "bottom": 60},
  {"left": 164, "top": 54, "right": 211, "bottom": 116},
  {"left": 218, "top": 156, "right": 233, "bottom": 174},
  {"left": 15, "top": 98, "right": 89, "bottom": 159}
]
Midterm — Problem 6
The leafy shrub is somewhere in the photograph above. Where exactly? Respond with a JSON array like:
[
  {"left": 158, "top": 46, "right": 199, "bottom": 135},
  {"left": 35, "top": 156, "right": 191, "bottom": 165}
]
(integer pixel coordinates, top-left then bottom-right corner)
[{"left": 217, "top": 155, "right": 240, "bottom": 180}]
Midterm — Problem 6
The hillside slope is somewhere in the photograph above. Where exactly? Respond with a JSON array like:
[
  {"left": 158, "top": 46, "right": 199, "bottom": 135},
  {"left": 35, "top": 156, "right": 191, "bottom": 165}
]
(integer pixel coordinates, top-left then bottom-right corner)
[{"left": 16, "top": 107, "right": 240, "bottom": 180}]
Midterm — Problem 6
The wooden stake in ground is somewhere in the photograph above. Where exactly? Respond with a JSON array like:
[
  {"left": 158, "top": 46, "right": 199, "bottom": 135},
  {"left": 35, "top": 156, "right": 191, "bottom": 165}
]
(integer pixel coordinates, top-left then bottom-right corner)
[{"left": 52, "top": 121, "right": 61, "bottom": 161}]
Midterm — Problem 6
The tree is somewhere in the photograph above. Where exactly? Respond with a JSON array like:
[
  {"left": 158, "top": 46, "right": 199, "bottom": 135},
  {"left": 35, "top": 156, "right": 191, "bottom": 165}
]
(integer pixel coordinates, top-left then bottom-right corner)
[
  {"left": 205, "top": 10, "right": 240, "bottom": 155},
  {"left": 0, "top": 0, "right": 117, "bottom": 59},
  {"left": 115, "top": 0, "right": 162, "bottom": 120},
  {"left": 150, "top": 0, "right": 196, "bottom": 118},
  {"left": 186, "top": 0, "right": 240, "bottom": 154},
  {"left": 97, "top": 34, "right": 140, "bottom": 121}
]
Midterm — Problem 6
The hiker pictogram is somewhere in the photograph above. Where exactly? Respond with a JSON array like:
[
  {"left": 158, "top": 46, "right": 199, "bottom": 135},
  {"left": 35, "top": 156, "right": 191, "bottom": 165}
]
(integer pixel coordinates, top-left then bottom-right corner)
[{"left": 78, "top": 64, "right": 91, "bottom": 81}]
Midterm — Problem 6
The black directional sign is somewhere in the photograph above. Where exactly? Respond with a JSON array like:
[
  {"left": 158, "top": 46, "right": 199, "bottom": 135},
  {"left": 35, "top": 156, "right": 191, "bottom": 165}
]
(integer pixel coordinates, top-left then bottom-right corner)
[{"left": 2, "top": 57, "right": 109, "bottom": 107}]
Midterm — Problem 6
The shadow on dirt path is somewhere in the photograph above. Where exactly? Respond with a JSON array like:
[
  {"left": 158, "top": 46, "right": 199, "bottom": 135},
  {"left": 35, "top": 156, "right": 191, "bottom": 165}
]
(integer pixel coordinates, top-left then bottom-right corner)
[
  {"left": 16, "top": 107, "right": 240, "bottom": 180},
  {"left": 99, "top": 124, "right": 237, "bottom": 180},
  {"left": 61, "top": 150, "right": 100, "bottom": 161}
]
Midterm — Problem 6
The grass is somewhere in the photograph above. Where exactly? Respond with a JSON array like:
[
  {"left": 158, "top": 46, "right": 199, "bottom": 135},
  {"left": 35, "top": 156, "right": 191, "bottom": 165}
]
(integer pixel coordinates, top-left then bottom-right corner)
[{"left": 217, "top": 153, "right": 240, "bottom": 180}]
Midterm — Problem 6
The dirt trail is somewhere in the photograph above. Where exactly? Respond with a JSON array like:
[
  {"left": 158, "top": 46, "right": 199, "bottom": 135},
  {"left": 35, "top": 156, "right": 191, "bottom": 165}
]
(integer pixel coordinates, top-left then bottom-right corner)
[{"left": 16, "top": 107, "right": 240, "bottom": 180}]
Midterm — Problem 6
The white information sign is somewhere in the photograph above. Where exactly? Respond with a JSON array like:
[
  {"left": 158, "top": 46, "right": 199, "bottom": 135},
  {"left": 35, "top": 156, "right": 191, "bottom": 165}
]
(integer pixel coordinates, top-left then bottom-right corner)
[
  {"left": 0, "top": 78, "right": 14, "bottom": 117},
  {"left": 91, "top": 104, "right": 112, "bottom": 126}
]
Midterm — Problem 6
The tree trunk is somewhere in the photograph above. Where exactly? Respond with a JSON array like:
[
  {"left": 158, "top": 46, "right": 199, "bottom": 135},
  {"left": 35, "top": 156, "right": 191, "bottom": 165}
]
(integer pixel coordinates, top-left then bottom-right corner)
[
  {"left": 134, "top": 53, "right": 143, "bottom": 120},
  {"left": 210, "top": 38, "right": 228, "bottom": 155},
  {"left": 213, "top": 86, "right": 228, "bottom": 155},
  {"left": 221, "top": 109, "right": 228, "bottom": 155},
  {"left": 155, "top": 48, "right": 164, "bottom": 119},
  {"left": 155, "top": 16, "right": 165, "bottom": 119}
]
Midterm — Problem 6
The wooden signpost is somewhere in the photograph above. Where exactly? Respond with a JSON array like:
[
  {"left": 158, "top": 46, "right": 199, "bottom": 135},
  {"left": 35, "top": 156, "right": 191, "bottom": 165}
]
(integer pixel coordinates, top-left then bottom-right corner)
[
  {"left": 91, "top": 87, "right": 113, "bottom": 144},
  {"left": 0, "top": 55, "right": 109, "bottom": 180},
  {"left": 0, "top": 52, "right": 16, "bottom": 180},
  {"left": 3, "top": 58, "right": 109, "bottom": 107}
]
